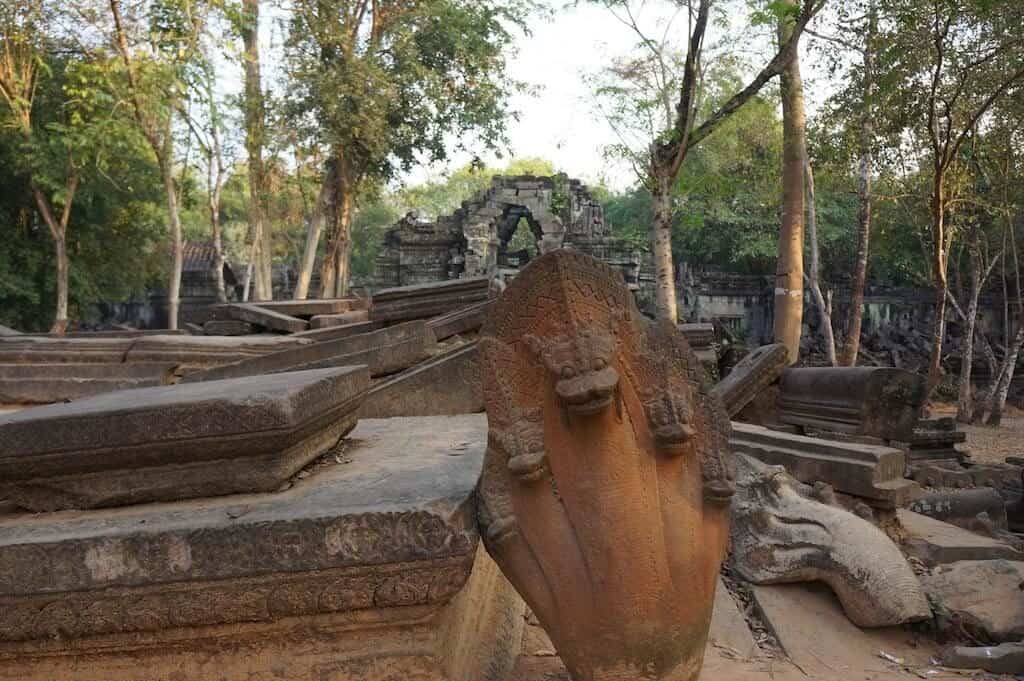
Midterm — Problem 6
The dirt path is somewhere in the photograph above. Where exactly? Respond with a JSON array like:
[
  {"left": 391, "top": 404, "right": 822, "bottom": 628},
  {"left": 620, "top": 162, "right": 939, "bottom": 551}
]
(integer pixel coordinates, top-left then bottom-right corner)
[{"left": 931, "top": 403, "right": 1024, "bottom": 464}]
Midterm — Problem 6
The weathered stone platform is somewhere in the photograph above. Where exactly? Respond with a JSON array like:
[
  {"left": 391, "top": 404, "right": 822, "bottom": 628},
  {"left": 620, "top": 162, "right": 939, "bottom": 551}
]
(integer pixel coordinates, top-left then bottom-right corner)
[
  {"left": 0, "top": 367, "right": 368, "bottom": 511},
  {"left": 0, "top": 414, "right": 523, "bottom": 681}
]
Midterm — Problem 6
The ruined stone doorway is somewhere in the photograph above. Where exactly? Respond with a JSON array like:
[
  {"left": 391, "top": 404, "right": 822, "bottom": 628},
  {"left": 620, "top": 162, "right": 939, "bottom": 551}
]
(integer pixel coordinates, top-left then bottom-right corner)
[{"left": 497, "top": 206, "right": 543, "bottom": 273}]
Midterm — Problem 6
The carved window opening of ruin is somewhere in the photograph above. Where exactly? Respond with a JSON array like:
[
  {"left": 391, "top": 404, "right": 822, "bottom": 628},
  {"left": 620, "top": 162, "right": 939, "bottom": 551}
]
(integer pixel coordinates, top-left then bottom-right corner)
[{"left": 497, "top": 205, "right": 543, "bottom": 271}]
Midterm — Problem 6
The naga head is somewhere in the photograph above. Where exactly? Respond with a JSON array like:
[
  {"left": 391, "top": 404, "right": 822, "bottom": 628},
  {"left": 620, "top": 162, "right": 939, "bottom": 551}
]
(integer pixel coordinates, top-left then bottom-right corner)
[{"left": 525, "top": 328, "right": 619, "bottom": 416}]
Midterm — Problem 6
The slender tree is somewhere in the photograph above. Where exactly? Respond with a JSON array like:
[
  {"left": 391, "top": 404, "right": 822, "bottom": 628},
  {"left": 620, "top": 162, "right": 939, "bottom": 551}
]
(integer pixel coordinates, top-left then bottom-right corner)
[
  {"left": 775, "top": 0, "right": 808, "bottom": 362},
  {"left": 108, "top": 0, "right": 202, "bottom": 329},
  {"left": 591, "top": 0, "right": 824, "bottom": 323},
  {"left": 883, "top": 0, "right": 1024, "bottom": 392}
]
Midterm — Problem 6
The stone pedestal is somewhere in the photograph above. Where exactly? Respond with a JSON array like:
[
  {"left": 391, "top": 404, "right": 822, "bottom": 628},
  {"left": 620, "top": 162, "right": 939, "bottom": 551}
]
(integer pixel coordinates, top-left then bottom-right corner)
[{"left": 0, "top": 415, "right": 524, "bottom": 681}]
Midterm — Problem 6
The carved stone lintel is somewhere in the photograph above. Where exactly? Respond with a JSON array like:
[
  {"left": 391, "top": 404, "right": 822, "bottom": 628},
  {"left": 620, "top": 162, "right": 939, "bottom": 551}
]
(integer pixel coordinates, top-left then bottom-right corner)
[
  {"left": 479, "top": 251, "right": 733, "bottom": 681},
  {"left": 710, "top": 343, "right": 789, "bottom": 418}
]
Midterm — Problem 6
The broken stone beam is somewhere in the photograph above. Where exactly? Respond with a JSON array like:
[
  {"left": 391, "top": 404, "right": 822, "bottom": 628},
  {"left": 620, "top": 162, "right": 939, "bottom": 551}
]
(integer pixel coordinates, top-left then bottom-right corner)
[
  {"left": 0, "top": 336, "right": 135, "bottom": 363},
  {"left": 0, "top": 366, "right": 369, "bottom": 511},
  {"left": 0, "top": 362, "right": 177, "bottom": 404},
  {"left": 711, "top": 343, "right": 788, "bottom": 417},
  {"left": 250, "top": 297, "right": 369, "bottom": 318},
  {"left": 181, "top": 320, "right": 435, "bottom": 383},
  {"left": 427, "top": 299, "right": 492, "bottom": 341},
  {"left": 370, "top": 276, "right": 491, "bottom": 324},
  {"left": 778, "top": 366, "right": 926, "bottom": 440},
  {"left": 0, "top": 414, "right": 523, "bottom": 681},
  {"left": 730, "top": 422, "right": 920, "bottom": 506},
  {"left": 359, "top": 342, "right": 481, "bottom": 418},
  {"left": 31, "top": 329, "right": 187, "bottom": 338},
  {"left": 309, "top": 309, "right": 371, "bottom": 329},
  {"left": 220, "top": 303, "right": 309, "bottom": 333},
  {"left": 679, "top": 322, "right": 715, "bottom": 348},
  {"left": 292, "top": 319, "right": 384, "bottom": 342},
  {"left": 124, "top": 334, "right": 312, "bottom": 371},
  {"left": 0, "top": 324, "right": 21, "bottom": 336}
]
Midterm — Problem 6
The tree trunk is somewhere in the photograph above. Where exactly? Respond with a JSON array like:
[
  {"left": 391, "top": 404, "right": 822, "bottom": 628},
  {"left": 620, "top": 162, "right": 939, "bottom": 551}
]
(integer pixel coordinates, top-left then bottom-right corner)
[
  {"left": 956, "top": 248, "right": 982, "bottom": 422},
  {"left": 160, "top": 158, "right": 184, "bottom": 330},
  {"left": 31, "top": 178, "right": 78, "bottom": 335},
  {"left": 926, "top": 175, "right": 948, "bottom": 393},
  {"left": 651, "top": 169, "right": 678, "bottom": 323},
  {"left": 841, "top": 124, "right": 873, "bottom": 366},
  {"left": 295, "top": 159, "right": 337, "bottom": 300},
  {"left": 209, "top": 182, "right": 227, "bottom": 303},
  {"left": 774, "top": 4, "right": 806, "bottom": 364},
  {"left": 319, "top": 158, "right": 352, "bottom": 299},
  {"left": 987, "top": 325, "right": 1024, "bottom": 426},
  {"left": 241, "top": 0, "right": 271, "bottom": 301},
  {"left": 804, "top": 158, "right": 836, "bottom": 365}
]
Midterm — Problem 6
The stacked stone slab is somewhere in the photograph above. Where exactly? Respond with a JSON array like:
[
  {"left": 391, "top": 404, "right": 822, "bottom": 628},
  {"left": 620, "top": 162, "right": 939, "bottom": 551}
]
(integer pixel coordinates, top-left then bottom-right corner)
[
  {"left": 359, "top": 342, "right": 482, "bottom": 418},
  {"left": 373, "top": 175, "right": 646, "bottom": 295},
  {"left": 370, "top": 277, "right": 491, "bottom": 324},
  {"left": 0, "top": 367, "right": 369, "bottom": 511},
  {"left": 0, "top": 362, "right": 177, "bottom": 404},
  {"left": 182, "top": 320, "right": 435, "bottom": 382},
  {"left": 427, "top": 299, "right": 492, "bottom": 341},
  {"left": 730, "top": 422, "right": 919, "bottom": 506},
  {"left": 0, "top": 413, "right": 524, "bottom": 681}
]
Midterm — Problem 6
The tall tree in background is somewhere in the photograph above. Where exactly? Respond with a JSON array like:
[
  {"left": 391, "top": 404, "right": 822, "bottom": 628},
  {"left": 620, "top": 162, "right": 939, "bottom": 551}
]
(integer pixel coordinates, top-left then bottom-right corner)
[
  {"left": 234, "top": 0, "right": 272, "bottom": 300},
  {"left": 285, "top": 0, "right": 530, "bottom": 298},
  {"left": 109, "top": 0, "right": 201, "bottom": 329},
  {"left": 883, "top": 0, "right": 1024, "bottom": 393},
  {"left": 591, "top": 0, "right": 824, "bottom": 323},
  {"left": 0, "top": 2, "right": 123, "bottom": 333},
  {"left": 775, "top": 0, "right": 808, "bottom": 362}
]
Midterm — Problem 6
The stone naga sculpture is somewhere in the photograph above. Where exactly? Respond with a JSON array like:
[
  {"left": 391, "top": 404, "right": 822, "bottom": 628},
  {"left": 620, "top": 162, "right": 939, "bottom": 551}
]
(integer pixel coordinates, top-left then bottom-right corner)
[
  {"left": 731, "top": 454, "right": 931, "bottom": 627},
  {"left": 478, "top": 251, "right": 733, "bottom": 681}
]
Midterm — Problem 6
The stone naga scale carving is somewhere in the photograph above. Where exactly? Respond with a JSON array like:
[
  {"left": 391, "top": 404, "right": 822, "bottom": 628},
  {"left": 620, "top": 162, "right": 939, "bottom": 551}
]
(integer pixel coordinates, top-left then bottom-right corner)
[{"left": 478, "top": 251, "right": 734, "bottom": 681}]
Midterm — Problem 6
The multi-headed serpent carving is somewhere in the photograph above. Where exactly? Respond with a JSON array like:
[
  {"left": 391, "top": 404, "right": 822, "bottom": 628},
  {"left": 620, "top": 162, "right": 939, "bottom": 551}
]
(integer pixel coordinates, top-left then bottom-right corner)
[{"left": 478, "top": 251, "right": 733, "bottom": 681}]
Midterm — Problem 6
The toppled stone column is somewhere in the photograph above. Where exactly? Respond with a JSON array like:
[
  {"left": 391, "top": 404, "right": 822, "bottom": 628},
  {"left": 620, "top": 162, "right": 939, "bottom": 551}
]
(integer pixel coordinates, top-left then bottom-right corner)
[
  {"left": 731, "top": 454, "right": 930, "bottom": 628},
  {"left": 478, "top": 251, "right": 732, "bottom": 681},
  {"left": 778, "top": 366, "right": 926, "bottom": 440}
]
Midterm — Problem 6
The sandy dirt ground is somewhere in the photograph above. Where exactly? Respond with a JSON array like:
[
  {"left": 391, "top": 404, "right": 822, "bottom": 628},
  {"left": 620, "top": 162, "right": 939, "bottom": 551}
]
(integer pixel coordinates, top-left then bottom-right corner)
[{"left": 931, "top": 403, "right": 1024, "bottom": 464}]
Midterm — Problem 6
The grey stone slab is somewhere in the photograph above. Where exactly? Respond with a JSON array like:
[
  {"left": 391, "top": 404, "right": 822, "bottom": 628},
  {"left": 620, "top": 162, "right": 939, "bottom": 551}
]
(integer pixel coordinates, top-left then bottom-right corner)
[
  {"left": 0, "top": 336, "right": 135, "bottom": 364},
  {"left": 679, "top": 323, "right": 715, "bottom": 348},
  {"left": 0, "top": 414, "right": 486, "bottom": 642},
  {"left": 709, "top": 579, "right": 757, "bottom": 659},
  {"left": 427, "top": 300, "right": 491, "bottom": 341},
  {"left": 0, "top": 325, "right": 21, "bottom": 336},
  {"left": 221, "top": 303, "right": 309, "bottom": 333},
  {"left": 0, "top": 366, "right": 369, "bottom": 511},
  {"left": 252, "top": 297, "right": 369, "bottom": 318},
  {"left": 125, "top": 334, "right": 310, "bottom": 368},
  {"left": 924, "top": 560, "right": 1024, "bottom": 642},
  {"left": 751, "top": 583, "right": 936, "bottom": 676},
  {"left": 711, "top": 344, "right": 788, "bottom": 417},
  {"left": 0, "top": 362, "right": 177, "bottom": 404},
  {"left": 292, "top": 320, "right": 385, "bottom": 342},
  {"left": 309, "top": 310, "right": 370, "bottom": 329},
  {"left": 182, "top": 321, "right": 434, "bottom": 382},
  {"left": 730, "top": 422, "right": 919, "bottom": 506},
  {"left": 898, "top": 510, "right": 1023, "bottom": 565},
  {"left": 359, "top": 342, "right": 481, "bottom": 418}
]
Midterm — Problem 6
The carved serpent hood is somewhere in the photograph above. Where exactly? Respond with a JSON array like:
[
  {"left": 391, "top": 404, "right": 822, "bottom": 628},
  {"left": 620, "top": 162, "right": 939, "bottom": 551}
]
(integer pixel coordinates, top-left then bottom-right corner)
[{"left": 478, "top": 250, "right": 733, "bottom": 681}]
